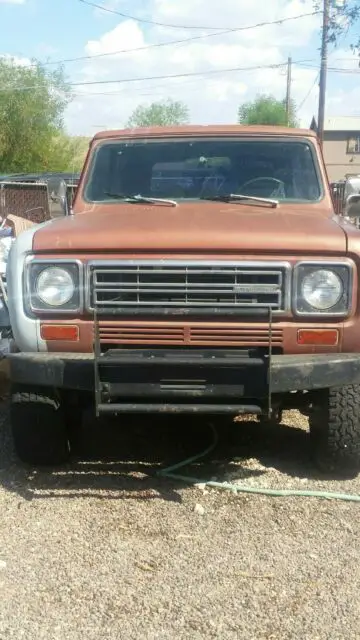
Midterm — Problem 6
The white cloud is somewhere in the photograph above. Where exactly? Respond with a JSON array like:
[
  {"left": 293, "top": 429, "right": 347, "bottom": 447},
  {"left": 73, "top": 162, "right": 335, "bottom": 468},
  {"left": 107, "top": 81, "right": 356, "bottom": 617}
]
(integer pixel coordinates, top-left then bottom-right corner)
[
  {"left": 64, "top": 0, "right": 342, "bottom": 134},
  {"left": 0, "top": 0, "right": 25, "bottom": 4}
]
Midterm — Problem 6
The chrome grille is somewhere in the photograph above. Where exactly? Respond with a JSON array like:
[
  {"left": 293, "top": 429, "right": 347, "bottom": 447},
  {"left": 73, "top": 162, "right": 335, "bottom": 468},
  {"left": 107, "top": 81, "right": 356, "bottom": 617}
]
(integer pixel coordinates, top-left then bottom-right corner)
[{"left": 89, "top": 261, "right": 289, "bottom": 313}]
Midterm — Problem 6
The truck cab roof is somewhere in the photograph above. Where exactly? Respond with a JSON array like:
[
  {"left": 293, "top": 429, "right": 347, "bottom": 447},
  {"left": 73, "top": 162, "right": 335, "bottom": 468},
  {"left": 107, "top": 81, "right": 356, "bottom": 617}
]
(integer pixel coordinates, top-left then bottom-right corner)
[{"left": 93, "top": 125, "right": 317, "bottom": 141}]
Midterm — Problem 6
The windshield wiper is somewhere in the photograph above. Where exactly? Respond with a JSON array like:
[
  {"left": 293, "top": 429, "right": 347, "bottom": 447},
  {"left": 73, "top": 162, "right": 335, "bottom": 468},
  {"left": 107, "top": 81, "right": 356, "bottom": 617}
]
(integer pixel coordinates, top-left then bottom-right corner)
[
  {"left": 104, "top": 192, "right": 178, "bottom": 207},
  {"left": 201, "top": 193, "right": 279, "bottom": 208}
]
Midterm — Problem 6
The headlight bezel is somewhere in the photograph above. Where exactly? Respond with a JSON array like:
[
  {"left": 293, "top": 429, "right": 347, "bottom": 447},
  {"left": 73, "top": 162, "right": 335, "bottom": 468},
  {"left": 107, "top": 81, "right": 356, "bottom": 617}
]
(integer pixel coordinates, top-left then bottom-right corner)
[
  {"left": 25, "top": 258, "right": 83, "bottom": 314},
  {"left": 293, "top": 261, "right": 353, "bottom": 317}
]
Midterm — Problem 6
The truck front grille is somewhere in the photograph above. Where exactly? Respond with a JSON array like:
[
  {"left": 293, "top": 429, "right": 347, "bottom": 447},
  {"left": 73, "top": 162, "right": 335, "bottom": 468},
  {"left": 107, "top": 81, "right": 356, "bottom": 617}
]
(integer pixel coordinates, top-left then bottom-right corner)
[
  {"left": 89, "top": 261, "right": 290, "bottom": 314},
  {"left": 97, "top": 321, "right": 284, "bottom": 347}
]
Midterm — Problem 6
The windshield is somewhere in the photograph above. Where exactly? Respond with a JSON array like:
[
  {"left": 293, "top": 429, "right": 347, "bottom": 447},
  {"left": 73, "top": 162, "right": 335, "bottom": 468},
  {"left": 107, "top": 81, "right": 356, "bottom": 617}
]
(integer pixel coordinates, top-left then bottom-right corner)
[{"left": 84, "top": 137, "right": 322, "bottom": 204}]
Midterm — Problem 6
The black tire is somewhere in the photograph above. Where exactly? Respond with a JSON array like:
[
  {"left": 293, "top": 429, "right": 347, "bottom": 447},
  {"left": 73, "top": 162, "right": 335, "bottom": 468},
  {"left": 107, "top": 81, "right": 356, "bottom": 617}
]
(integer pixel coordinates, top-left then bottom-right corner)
[
  {"left": 60, "top": 390, "right": 87, "bottom": 457},
  {"left": 10, "top": 386, "right": 70, "bottom": 465},
  {"left": 309, "top": 384, "right": 360, "bottom": 477}
]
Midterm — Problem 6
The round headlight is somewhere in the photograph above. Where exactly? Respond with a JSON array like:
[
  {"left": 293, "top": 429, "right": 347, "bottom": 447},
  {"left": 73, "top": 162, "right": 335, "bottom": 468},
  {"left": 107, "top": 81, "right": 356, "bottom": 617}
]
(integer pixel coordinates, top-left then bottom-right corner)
[
  {"left": 301, "top": 269, "right": 343, "bottom": 310},
  {"left": 36, "top": 267, "right": 75, "bottom": 306}
]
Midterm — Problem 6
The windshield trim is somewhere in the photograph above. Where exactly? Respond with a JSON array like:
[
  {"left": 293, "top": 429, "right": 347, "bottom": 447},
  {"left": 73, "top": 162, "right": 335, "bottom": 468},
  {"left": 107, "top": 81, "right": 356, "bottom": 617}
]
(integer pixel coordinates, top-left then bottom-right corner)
[{"left": 82, "top": 136, "right": 325, "bottom": 206}]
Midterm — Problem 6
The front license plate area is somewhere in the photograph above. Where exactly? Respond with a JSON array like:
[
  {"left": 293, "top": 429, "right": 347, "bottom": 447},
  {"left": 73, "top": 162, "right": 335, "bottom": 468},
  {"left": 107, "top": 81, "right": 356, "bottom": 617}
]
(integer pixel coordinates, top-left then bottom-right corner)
[{"left": 99, "top": 360, "right": 268, "bottom": 399}]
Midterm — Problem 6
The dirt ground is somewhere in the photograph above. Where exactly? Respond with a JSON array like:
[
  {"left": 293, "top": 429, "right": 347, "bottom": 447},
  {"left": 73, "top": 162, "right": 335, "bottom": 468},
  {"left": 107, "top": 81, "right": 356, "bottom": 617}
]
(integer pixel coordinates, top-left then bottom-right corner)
[{"left": 0, "top": 406, "right": 359, "bottom": 640}]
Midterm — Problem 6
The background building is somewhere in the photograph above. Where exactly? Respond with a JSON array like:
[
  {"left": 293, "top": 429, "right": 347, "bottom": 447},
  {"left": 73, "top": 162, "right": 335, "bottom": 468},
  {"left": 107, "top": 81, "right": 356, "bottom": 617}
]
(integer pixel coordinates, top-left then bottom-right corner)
[{"left": 311, "top": 116, "right": 360, "bottom": 183}]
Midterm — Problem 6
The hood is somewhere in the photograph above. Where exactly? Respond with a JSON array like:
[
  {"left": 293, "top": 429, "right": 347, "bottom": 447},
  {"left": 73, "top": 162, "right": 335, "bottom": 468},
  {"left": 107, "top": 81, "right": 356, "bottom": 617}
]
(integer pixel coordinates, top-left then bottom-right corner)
[{"left": 32, "top": 202, "right": 347, "bottom": 254}]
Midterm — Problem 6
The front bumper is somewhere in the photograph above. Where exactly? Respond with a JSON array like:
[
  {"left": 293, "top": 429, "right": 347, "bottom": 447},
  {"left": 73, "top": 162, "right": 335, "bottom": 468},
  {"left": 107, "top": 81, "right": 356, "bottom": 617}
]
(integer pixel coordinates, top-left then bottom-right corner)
[{"left": 7, "top": 349, "right": 360, "bottom": 414}]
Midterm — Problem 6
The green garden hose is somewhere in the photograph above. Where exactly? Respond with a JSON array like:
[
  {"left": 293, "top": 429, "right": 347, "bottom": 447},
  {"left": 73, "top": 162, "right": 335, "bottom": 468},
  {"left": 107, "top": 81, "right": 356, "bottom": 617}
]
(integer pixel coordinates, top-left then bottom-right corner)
[{"left": 157, "top": 423, "right": 360, "bottom": 503}]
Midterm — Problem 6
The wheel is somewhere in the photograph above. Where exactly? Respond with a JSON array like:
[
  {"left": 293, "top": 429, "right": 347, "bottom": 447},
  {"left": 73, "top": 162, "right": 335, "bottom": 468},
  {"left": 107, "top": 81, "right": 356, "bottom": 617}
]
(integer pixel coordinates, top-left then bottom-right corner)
[
  {"left": 10, "top": 386, "right": 70, "bottom": 465},
  {"left": 309, "top": 385, "right": 360, "bottom": 476}
]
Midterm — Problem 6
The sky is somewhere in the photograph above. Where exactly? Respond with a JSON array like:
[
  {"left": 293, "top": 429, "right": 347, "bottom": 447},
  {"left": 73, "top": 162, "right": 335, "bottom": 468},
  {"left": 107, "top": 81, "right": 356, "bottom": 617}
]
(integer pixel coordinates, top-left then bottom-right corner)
[{"left": 1, "top": 0, "right": 360, "bottom": 135}]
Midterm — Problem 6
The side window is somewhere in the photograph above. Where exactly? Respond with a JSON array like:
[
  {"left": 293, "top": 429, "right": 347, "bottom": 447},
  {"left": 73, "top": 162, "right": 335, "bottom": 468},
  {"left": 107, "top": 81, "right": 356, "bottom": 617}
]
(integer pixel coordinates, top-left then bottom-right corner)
[{"left": 347, "top": 137, "right": 360, "bottom": 154}]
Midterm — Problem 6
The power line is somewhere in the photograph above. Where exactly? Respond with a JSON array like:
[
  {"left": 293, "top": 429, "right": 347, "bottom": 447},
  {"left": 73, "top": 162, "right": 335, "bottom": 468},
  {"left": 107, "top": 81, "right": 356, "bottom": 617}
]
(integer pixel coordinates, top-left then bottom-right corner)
[
  {"left": 65, "top": 61, "right": 307, "bottom": 88},
  {"left": 73, "top": 67, "right": 323, "bottom": 102},
  {"left": 34, "top": 23, "right": 302, "bottom": 67},
  {"left": 72, "top": 79, "right": 196, "bottom": 97},
  {"left": 71, "top": 70, "right": 265, "bottom": 98},
  {"left": 330, "top": 57, "right": 360, "bottom": 63},
  {"left": 36, "top": 29, "right": 236, "bottom": 66},
  {"left": 78, "top": 0, "right": 222, "bottom": 29},
  {"left": 78, "top": 0, "right": 321, "bottom": 32},
  {"left": 297, "top": 72, "right": 320, "bottom": 111},
  {"left": 326, "top": 67, "right": 360, "bottom": 74},
  {"left": 71, "top": 77, "right": 220, "bottom": 97},
  {"left": 8, "top": 58, "right": 360, "bottom": 96},
  {"left": 297, "top": 61, "right": 360, "bottom": 74},
  {"left": 0, "top": 59, "right": 322, "bottom": 94},
  {"left": 34, "top": 12, "right": 320, "bottom": 68},
  {"left": 0, "top": 61, "right": 301, "bottom": 93}
]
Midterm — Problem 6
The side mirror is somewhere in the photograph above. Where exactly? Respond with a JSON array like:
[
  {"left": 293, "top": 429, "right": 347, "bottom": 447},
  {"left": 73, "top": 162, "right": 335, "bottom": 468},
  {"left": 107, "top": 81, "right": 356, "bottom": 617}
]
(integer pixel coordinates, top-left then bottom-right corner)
[
  {"left": 59, "top": 194, "right": 69, "bottom": 216},
  {"left": 345, "top": 193, "right": 360, "bottom": 219},
  {"left": 57, "top": 180, "right": 70, "bottom": 216}
]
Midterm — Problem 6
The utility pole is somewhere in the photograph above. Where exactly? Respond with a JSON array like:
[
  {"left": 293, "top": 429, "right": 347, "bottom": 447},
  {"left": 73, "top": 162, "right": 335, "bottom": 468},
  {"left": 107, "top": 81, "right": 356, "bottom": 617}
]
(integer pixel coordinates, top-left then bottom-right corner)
[
  {"left": 318, "top": 0, "right": 330, "bottom": 146},
  {"left": 285, "top": 56, "right": 292, "bottom": 126}
]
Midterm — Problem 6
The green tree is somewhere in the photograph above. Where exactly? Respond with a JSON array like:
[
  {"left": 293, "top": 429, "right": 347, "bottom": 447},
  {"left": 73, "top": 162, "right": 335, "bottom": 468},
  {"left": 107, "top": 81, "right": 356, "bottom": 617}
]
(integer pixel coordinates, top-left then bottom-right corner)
[
  {"left": 0, "top": 58, "right": 72, "bottom": 173},
  {"left": 238, "top": 94, "right": 298, "bottom": 127},
  {"left": 126, "top": 99, "right": 189, "bottom": 128},
  {"left": 49, "top": 134, "right": 90, "bottom": 173}
]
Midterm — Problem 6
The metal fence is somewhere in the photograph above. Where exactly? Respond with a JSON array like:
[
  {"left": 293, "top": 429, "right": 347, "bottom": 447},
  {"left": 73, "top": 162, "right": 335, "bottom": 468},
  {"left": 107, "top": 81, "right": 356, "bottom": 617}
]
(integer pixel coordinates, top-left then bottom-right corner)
[
  {"left": 0, "top": 181, "right": 50, "bottom": 224},
  {"left": 0, "top": 177, "right": 80, "bottom": 222}
]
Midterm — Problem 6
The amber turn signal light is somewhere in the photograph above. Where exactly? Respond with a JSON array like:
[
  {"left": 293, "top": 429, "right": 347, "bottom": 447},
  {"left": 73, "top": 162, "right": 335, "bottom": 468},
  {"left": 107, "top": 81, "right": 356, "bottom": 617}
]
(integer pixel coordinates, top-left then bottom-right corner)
[
  {"left": 40, "top": 324, "right": 79, "bottom": 341},
  {"left": 297, "top": 329, "right": 339, "bottom": 346}
]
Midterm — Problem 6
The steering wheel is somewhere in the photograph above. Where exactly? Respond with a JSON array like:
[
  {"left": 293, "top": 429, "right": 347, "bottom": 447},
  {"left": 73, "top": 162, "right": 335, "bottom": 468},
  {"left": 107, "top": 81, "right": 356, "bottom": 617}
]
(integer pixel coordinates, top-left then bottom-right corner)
[{"left": 238, "top": 177, "right": 286, "bottom": 199}]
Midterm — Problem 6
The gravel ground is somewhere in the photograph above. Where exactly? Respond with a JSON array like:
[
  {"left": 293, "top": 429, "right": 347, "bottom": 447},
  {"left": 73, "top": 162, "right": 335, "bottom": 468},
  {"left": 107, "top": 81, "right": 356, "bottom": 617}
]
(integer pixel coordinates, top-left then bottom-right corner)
[{"left": 0, "top": 404, "right": 359, "bottom": 640}]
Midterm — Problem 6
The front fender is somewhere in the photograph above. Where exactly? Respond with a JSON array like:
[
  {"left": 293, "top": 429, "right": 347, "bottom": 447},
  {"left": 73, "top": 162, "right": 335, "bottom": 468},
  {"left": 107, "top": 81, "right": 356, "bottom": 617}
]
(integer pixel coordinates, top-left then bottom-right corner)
[{"left": 7, "top": 222, "right": 51, "bottom": 352}]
